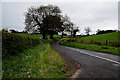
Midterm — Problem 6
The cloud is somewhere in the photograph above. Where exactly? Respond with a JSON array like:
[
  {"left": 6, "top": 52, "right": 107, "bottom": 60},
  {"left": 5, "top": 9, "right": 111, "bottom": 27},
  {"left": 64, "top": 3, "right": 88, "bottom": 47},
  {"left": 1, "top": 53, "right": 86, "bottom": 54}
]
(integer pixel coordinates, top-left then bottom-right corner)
[
  {"left": 0, "top": 3, "right": 2, "bottom": 30},
  {"left": 2, "top": 2, "right": 118, "bottom": 34},
  {"left": 1, "top": 0, "right": 119, "bottom": 2},
  {"left": 56, "top": 2, "right": 118, "bottom": 34}
]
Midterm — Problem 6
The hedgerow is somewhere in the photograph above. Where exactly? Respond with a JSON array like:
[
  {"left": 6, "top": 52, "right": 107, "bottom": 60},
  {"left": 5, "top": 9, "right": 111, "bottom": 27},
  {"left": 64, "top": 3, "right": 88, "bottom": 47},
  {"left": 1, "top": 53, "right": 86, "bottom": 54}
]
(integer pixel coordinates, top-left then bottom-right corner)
[{"left": 2, "top": 32, "right": 40, "bottom": 56}]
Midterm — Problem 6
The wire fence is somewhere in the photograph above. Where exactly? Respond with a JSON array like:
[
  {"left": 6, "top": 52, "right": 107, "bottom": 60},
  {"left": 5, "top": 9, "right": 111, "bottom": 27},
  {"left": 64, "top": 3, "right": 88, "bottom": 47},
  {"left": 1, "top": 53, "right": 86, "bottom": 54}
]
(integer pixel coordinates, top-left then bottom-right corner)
[{"left": 79, "top": 40, "right": 120, "bottom": 47}]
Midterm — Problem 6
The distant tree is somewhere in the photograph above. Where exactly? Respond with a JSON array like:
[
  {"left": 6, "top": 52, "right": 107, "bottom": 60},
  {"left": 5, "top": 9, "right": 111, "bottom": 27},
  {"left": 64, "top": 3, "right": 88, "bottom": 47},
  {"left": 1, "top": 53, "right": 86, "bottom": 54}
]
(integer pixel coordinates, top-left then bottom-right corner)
[
  {"left": 64, "top": 20, "right": 74, "bottom": 36},
  {"left": 60, "top": 16, "right": 66, "bottom": 38},
  {"left": 96, "top": 29, "right": 116, "bottom": 35},
  {"left": 85, "top": 27, "right": 91, "bottom": 35},
  {"left": 60, "top": 15, "right": 71, "bottom": 38},
  {"left": 96, "top": 29, "right": 101, "bottom": 34},
  {"left": 73, "top": 27, "right": 79, "bottom": 37},
  {"left": 24, "top": 5, "right": 62, "bottom": 39},
  {"left": 69, "top": 22, "right": 74, "bottom": 36},
  {"left": 64, "top": 20, "right": 79, "bottom": 37},
  {"left": 10, "top": 29, "right": 18, "bottom": 33},
  {"left": 2, "top": 29, "right": 8, "bottom": 33}
]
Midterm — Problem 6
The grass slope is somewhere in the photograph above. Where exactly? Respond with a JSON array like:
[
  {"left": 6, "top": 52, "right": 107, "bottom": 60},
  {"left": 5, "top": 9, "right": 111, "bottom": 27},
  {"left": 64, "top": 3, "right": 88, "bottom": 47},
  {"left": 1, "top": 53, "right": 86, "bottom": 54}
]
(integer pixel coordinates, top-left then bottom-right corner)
[
  {"left": 3, "top": 42, "right": 74, "bottom": 78},
  {"left": 60, "top": 32, "right": 120, "bottom": 55},
  {"left": 77, "top": 32, "right": 119, "bottom": 43}
]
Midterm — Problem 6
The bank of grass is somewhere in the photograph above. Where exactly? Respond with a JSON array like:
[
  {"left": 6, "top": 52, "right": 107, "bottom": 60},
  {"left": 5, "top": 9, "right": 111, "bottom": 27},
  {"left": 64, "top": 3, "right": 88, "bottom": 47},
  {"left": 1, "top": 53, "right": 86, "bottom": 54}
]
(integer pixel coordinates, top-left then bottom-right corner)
[
  {"left": 60, "top": 41, "right": 119, "bottom": 55},
  {"left": 59, "top": 32, "right": 119, "bottom": 55},
  {"left": 76, "top": 32, "right": 119, "bottom": 42},
  {"left": 2, "top": 42, "right": 74, "bottom": 78}
]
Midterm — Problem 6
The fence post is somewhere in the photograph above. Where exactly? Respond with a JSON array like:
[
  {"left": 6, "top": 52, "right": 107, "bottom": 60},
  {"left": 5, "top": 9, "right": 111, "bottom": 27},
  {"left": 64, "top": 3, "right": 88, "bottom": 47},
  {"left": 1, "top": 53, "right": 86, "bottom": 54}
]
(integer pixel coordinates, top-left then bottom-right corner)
[
  {"left": 91, "top": 40, "right": 92, "bottom": 44},
  {"left": 106, "top": 40, "right": 107, "bottom": 45}
]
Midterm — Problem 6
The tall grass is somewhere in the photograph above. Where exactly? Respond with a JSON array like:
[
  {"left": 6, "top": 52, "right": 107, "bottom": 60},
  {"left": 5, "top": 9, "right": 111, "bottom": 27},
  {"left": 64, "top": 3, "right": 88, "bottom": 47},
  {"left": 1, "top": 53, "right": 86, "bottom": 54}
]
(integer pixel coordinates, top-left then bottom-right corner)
[
  {"left": 2, "top": 32, "right": 74, "bottom": 78},
  {"left": 2, "top": 43, "right": 74, "bottom": 78}
]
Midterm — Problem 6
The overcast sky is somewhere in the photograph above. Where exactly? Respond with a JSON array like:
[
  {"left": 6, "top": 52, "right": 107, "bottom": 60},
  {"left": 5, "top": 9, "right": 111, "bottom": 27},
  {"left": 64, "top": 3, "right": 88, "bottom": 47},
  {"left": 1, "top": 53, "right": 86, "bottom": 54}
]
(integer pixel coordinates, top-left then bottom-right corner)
[{"left": 1, "top": 1, "right": 118, "bottom": 34}]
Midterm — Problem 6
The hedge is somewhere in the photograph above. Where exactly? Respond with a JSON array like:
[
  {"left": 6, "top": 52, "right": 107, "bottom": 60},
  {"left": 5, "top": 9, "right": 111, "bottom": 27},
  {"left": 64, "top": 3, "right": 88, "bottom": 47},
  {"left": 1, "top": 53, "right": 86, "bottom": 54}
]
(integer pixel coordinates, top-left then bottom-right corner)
[{"left": 2, "top": 32, "right": 40, "bottom": 56}]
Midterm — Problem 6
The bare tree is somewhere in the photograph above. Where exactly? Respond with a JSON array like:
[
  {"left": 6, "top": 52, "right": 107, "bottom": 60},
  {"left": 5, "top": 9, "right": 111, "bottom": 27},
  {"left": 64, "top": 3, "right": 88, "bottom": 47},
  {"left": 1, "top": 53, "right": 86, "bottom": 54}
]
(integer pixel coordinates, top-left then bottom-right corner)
[
  {"left": 85, "top": 27, "right": 91, "bottom": 35},
  {"left": 60, "top": 15, "right": 77, "bottom": 38},
  {"left": 96, "top": 29, "right": 101, "bottom": 34},
  {"left": 63, "top": 19, "right": 79, "bottom": 37},
  {"left": 25, "top": 5, "right": 78, "bottom": 39},
  {"left": 60, "top": 15, "right": 71, "bottom": 38},
  {"left": 64, "top": 20, "right": 74, "bottom": 36},
  {"left": 24, "top": 5, "right": 62, "bottom": 39},
  {"left": 73, "top": 27, "right": 79, "bottom": 37}
]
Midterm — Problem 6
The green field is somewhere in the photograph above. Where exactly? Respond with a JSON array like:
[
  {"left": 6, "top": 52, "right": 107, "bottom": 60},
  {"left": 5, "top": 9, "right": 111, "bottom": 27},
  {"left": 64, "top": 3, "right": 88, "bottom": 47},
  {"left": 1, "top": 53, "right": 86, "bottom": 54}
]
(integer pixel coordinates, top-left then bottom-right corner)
[
  {"left": 2, "top": 33, "right": 74, "bottom": 78},
  {"left": 77, "top": 32, "right": 119, "bottom": 42},
  {"left": 60, "top": 32, "right": 120, "bottom": 55}
]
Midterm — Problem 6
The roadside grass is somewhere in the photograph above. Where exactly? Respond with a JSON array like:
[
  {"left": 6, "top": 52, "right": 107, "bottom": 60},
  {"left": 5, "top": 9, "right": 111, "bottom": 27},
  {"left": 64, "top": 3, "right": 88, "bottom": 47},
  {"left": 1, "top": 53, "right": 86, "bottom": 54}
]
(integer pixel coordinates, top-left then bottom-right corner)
[
  {"left": 60, "top": 41, "right": 119, "bottom": 55},
  {"left": 59, "top": 32, "right": 119, "bottom": 55},
  {"left": 2, "top": 42, "right": 74, "bottom": 78}
]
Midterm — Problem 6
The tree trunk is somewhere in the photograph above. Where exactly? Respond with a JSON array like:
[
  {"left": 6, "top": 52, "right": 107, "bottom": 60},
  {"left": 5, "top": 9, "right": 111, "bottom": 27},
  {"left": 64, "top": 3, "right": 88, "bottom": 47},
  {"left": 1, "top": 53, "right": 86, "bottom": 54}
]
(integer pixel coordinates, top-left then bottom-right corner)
[
  {"left": 50, "top": 34, "right": 53, "bottom": 39},
  {"left": 73, "top": 31, "right": 76, "bottom": 37},
  {"left": 61, "top": 32, "right": 63, "bottom": 38},
  {"left": 43, "top": 34, "right": 46, "bottom": 39},
  {"left": 87, "top": 33, "right": 89, "bottom": 36},
  {"left": 71, "top": 32, "right": 73, "bottom": 37},
  {"left": 73, "top": 33, "right": 75, "bottom": 37}
]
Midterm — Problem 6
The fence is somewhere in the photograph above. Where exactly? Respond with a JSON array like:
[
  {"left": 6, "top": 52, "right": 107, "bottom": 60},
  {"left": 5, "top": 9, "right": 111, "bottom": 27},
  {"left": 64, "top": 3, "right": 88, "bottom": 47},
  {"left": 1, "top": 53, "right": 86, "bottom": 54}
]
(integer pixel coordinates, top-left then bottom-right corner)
[{"left": 79, "top": 40, "right": 120, "bottom": 47}]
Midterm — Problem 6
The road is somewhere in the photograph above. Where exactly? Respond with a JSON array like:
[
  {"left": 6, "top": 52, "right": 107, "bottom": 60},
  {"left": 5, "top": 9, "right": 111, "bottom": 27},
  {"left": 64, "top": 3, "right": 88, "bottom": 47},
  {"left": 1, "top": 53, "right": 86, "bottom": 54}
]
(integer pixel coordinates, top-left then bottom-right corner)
[{"left": 51, "top": 42, "right": 120, "bottom": 78}]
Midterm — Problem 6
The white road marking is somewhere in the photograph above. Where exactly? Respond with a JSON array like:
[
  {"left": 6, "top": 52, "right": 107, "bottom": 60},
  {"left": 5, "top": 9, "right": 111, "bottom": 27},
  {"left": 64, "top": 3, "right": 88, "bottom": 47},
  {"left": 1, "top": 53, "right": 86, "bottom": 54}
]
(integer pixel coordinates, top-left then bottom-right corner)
[
  {"left": 80, "top": 51, "right": 120, "bottom": 64},
  {"left": 59, "top": 43, "right": 120, "bottom": 65},
  {"left": 70, "top": 69, "right": 81, "bottom": 78}
]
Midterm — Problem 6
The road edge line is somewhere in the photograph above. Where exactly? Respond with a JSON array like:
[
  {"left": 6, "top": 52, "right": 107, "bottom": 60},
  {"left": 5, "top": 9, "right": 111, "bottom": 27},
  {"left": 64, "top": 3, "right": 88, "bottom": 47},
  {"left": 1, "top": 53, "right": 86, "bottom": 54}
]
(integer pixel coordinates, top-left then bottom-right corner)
[
  {"left": 82, "top": 52, "right": 120, "bottom": 64},
  {"left": 70, "top": 69, "right": 81, "bottom": 79}
]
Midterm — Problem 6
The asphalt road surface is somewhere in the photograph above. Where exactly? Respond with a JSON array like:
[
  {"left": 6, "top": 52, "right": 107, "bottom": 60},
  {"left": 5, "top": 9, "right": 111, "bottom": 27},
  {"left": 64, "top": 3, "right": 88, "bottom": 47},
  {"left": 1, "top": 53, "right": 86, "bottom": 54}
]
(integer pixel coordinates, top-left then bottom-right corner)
[{"left": 51, "top": 42, "right": 120, "bottom": 78}]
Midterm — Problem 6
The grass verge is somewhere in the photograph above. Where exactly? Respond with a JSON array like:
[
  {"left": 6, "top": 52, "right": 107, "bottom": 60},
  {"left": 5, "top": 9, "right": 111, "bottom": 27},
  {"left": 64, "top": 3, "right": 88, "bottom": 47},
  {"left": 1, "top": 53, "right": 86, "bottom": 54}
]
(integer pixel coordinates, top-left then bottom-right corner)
[
  {"left": 60, "top": 41, "right": 119, "bottom": 55},
  {"left": 2, "top": 42, "right": 74, "bottom": 78}
]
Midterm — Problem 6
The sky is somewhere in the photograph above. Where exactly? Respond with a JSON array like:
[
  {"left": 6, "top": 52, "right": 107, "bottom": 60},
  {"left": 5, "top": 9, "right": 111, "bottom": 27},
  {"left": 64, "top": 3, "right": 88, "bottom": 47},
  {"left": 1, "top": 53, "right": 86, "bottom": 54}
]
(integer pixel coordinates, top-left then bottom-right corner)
[{"left": 0, "top": 0, "right": 119, "bottom": 35}]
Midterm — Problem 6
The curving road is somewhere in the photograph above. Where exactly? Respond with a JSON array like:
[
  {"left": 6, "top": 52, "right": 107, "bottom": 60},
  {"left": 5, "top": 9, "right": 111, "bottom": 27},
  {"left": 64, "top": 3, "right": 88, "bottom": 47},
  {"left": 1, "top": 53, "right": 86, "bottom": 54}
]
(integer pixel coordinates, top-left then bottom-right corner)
[{"left": 51, "top": 42, "right": 120, "bottom": 79}]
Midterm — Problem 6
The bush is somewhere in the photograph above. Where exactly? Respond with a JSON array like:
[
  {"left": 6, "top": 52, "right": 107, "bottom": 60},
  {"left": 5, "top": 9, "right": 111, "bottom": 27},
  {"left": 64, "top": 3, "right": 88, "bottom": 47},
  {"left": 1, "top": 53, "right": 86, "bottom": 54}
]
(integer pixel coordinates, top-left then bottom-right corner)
[{"left": 2, "top": 32, "right": 40, "bottom": 56}]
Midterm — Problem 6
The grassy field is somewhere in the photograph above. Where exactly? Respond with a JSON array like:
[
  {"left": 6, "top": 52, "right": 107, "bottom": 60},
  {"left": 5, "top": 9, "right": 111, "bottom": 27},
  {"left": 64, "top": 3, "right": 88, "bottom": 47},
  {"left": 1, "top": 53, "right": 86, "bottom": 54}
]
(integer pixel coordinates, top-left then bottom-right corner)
[
  {"left": 3, "top": 42, "right": 74, "bottom": 78},
  {"left": 76, "top": 32, "right": 119, "bottom": 47},
  {"left": 60, "top": 32, "right": 120, "bottom": 55},
  {"left": 77, "top": 32, "right": 119, "bottom": 42}
]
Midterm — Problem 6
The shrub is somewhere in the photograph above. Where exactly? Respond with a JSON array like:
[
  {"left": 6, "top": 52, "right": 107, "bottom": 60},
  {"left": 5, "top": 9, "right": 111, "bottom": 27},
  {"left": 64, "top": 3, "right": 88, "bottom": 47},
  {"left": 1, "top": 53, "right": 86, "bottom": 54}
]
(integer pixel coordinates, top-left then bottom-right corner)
[{"left": 2, "top": 32, "right": 40, "bottom": 56}]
